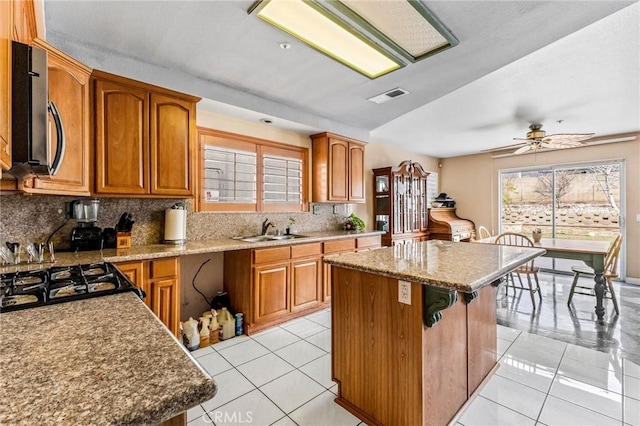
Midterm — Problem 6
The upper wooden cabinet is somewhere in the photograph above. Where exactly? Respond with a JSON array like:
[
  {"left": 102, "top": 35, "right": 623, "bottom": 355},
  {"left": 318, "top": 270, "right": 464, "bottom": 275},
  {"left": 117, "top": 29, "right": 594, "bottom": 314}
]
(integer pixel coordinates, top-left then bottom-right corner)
[
  {"left": 92, "top": 70, "right": 199, "bottom": 197},
  {"left": 0, "top": 0, "right": 12, "bottom": 173},
  {"left": 19, "top": 39, "right": 92, "bottom": 196},
  {"left": 11, "top": 0, "right": 43, "bottom": 45},
  {"left": 311, "top": 132, "right": 365, "bottom": 203}
]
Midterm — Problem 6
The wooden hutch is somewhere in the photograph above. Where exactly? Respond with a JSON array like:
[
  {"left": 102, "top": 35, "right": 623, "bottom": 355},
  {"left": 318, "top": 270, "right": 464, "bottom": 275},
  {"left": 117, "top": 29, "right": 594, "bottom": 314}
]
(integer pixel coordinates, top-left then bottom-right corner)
[{"left": 372, "top": 161, "right": 430, "bottom": 246}]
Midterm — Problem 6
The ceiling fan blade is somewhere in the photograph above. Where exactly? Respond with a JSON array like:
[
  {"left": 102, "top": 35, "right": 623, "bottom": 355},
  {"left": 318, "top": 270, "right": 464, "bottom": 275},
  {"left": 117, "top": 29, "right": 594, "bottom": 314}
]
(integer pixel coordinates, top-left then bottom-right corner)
[
  {"left": 513, "top": 144, "right": 533, "bottom": 155},
  {"left": 542, "top": 133, "right": 595, "bottom": 144},
  {"left": 541, "top": 141, "right": 584, "bottom": 149},
  {"left": 481, "top": 142, "right": 527, "bottom": 153}
]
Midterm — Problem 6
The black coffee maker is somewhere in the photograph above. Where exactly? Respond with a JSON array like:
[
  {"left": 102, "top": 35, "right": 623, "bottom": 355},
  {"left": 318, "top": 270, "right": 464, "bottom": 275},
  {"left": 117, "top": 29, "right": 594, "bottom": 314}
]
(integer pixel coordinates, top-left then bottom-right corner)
[{"left": 70, "top": 199, "right": 103, "bottom": 251}]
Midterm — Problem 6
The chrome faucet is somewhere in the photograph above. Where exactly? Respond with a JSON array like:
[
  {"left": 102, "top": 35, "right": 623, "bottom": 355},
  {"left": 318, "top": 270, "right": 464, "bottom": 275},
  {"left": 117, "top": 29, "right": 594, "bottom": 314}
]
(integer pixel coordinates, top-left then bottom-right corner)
[{"left": 261, "top": 218, "right": 275, "bottom": 235}]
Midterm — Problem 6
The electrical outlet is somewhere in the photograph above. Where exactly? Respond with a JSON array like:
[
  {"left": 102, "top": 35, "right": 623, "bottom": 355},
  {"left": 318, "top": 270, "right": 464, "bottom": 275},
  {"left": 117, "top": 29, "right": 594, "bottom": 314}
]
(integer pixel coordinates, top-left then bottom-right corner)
[
  {"left": 636, "top": 213, "right": 640, "bottom": 222},
  {"left": 398, "top": 280, "right": 411, "bottom": 305},
  {"left": 312, "top": 204, "right": 320, "bottom": 215},
  {"left": 333, "top": 204, "right": 340, "bottom": 214}
]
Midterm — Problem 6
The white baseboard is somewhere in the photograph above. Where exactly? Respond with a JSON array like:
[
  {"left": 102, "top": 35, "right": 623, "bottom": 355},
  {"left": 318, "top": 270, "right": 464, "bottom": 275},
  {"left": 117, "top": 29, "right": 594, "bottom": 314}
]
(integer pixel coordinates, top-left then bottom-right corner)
[{"left": 625, "top": 277, "right": 640, "bottom": 285}]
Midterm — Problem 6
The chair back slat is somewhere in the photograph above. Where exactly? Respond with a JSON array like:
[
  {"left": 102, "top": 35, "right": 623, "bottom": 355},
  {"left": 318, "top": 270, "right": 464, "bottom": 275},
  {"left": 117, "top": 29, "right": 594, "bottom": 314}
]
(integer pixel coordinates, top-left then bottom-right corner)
[
  {"left": 604, "top": 234, "right": 623, "bottom": 277},
  {"left": 494, "top": 232, "right": 536, "bottom": 272},
  {"left": 477, "top": 226, "right": 491, "bottom": 240}
]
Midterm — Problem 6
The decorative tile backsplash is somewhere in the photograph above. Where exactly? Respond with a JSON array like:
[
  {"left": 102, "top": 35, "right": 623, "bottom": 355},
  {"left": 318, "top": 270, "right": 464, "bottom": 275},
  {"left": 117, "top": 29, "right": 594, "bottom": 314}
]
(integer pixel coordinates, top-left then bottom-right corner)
[{"left": 0, "top": 195, "right": 350, "bottom": 250}]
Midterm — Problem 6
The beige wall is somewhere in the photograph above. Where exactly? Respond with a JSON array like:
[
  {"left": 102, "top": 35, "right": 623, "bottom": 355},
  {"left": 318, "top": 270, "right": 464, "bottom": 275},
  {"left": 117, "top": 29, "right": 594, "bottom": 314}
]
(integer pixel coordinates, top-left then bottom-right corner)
[
  {"left": 353, "top": 142, "right": 440, "bottom": 229},
  {"left": 440, "top": 133, "right": 640, "bottom": 280}
]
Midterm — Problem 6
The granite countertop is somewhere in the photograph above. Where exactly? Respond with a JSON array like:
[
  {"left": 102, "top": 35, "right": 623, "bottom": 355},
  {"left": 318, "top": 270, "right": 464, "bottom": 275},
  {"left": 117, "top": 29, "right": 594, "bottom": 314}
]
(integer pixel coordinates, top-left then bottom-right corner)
[
  {"left": 0, "top": 230, "right": 384, "bottom": 272},
  {"left": 0, "top": 292, "right": 216, "bottom": 425},
  {"left": 324, "top": 240, "right": 546, "bottom": 293}
]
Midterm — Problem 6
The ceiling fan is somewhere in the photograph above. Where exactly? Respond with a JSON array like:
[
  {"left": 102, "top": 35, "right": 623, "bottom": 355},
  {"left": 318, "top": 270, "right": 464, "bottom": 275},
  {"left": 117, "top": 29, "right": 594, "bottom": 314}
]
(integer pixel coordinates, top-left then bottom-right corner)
[{"left": 484, "top": 122, "right": 595, "bottom": 155}]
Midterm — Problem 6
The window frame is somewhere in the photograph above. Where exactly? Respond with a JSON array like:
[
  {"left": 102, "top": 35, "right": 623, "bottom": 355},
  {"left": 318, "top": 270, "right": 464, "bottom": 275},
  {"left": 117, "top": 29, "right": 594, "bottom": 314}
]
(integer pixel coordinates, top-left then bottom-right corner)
[{"left": 196, "top": 128, "right": 309, "bottom": 213}]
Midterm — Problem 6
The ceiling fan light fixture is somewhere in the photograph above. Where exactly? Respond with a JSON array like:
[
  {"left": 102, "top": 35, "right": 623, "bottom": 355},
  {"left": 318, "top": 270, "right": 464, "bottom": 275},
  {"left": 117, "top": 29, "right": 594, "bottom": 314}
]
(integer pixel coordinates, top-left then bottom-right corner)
[{"left": 249, "top": 0, "right": 402, "bottom": 79}]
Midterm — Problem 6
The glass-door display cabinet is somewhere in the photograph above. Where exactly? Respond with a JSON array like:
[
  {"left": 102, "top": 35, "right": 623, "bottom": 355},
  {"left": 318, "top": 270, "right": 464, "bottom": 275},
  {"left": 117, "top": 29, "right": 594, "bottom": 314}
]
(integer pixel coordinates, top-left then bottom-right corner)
[{"left": 373, "top": 161, "right": 430, "bottom": 246}]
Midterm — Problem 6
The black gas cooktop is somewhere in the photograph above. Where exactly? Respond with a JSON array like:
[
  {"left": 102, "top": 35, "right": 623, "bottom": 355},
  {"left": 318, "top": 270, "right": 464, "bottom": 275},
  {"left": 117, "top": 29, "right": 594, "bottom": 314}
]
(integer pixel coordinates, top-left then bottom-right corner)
[{"left": 0, "top": 262, "right": 145, "bottom": 313}]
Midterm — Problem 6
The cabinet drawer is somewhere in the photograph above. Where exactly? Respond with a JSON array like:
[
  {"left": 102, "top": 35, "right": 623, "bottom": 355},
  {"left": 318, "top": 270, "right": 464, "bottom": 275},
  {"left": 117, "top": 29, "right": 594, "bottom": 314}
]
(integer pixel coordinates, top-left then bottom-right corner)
[
  {"left": 291, "top": 242, "right": 322, "bottom": 259},
  {"left": 323, "top": 239, "right": 356, "bottom": 254},
  {"left": 149, "top": 257, "right": 178, "bottom": 279},
  {"left": 357, "top": 235, "right": 381, "bottom": 249},
  {"left": 253, "top": 246, "right": 291, "bottom": 264}
]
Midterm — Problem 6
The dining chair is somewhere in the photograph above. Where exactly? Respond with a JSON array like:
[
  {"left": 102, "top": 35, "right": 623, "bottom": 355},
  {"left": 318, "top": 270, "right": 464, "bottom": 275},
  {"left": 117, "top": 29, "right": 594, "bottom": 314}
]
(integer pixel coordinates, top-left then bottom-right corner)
[
  {"left": 494, "top": 232, "right": 542, "bottom": 310},
  {"left": 568, "top": 234, "right": 622, "bottom": 315},
  {"left": 477, "top": 226, "right": 491, "bottom": 240}
]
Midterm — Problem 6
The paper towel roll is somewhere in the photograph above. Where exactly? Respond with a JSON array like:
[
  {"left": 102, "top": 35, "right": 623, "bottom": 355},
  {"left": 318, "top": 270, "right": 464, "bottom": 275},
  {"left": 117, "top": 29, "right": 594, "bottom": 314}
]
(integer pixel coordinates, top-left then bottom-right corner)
[{"left": 164, "top": 209, "right": 187, "bottom": 243}]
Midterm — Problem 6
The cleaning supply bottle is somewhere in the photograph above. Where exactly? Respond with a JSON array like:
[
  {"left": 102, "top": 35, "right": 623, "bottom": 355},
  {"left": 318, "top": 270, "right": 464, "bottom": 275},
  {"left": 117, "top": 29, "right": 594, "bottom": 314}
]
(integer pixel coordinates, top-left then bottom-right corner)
[
  {"left": 199, "top": 316, "right": 210, "bottom": 348},
  {"left": 218, "top": 307, "right": 235, "bottom": 340},
  {"left": 209, "top": 309, "right": 220, "bottom": 344},
  {"left": 183, "top": 317, "right": 200, "bottom": 351}
]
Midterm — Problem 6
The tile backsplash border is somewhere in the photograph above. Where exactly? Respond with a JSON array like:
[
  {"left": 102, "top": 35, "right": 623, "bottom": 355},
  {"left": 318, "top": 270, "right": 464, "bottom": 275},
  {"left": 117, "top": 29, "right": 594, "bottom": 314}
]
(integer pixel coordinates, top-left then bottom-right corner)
[{"left": 0, "top": 195, "right": 351, "bottom": 250}]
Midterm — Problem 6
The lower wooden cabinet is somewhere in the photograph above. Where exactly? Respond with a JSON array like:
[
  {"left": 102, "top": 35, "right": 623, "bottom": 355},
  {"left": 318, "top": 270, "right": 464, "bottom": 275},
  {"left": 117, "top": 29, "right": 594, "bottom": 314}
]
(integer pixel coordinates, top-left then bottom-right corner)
[
  {"left": 225, "top": 242, "right": 322, "bottom": 334},
  {"left": 115, "top": 257, "right": 180, "bottom": 337},
  {"left": 254, "top": 261, "right": 290, "bottom": 323}
]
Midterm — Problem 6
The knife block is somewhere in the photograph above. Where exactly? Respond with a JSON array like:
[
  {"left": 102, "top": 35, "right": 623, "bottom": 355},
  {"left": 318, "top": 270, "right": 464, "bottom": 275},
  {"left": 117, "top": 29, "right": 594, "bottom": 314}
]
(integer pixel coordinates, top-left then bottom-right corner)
[{"left": 116, "top": 232, "right": 131, "bottom": 249}]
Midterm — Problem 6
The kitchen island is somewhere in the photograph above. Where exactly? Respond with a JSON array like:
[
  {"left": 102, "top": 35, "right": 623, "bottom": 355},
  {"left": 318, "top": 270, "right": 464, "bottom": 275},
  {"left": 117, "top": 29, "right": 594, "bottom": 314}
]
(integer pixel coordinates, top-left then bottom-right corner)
[
  {"left": 0, "top": 292, "right": 216, "bottom": 425},
  {"left": 324, "top": 240, "right": 545, "bottom": 426}
]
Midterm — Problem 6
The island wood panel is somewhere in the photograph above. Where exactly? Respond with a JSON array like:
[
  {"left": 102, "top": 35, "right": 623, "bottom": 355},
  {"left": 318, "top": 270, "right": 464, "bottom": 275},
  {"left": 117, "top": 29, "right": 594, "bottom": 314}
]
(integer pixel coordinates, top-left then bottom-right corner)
[
  {"left": 422, "top": 296, "right": 468, "bottom": 426},
  {"left": 332, "top": 268, "right": 424, "bottom": 426},
  {"left": 466, "top": 285, "right": 497, "bottom": 395}
]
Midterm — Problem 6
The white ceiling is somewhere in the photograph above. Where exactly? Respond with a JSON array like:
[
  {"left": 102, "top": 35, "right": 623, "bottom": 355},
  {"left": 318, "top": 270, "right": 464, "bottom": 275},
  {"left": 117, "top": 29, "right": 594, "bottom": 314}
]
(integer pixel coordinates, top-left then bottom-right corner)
[{"left": 44, "top": 0, "right": 640, "bottom": 158}]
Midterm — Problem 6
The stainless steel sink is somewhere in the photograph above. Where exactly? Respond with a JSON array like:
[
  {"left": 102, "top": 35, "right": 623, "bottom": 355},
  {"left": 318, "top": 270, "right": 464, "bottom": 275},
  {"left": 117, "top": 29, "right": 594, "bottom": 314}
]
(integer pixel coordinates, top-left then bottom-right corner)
[
  {"left": 235, "top": 234, "right": 308, "bottom": 243},
  {"left": 268, "top": 234, "right": 307, "bottom": 240},
  {"left": 239, "top": 236, "right": 273, "bottom": 243}
]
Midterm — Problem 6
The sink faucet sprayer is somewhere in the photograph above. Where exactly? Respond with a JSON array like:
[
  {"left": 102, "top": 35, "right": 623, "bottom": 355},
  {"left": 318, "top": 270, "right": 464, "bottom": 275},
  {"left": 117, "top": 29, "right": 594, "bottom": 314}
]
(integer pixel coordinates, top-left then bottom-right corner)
[{"left": 261, "top": 218, "right": 275, "bottom": 235}]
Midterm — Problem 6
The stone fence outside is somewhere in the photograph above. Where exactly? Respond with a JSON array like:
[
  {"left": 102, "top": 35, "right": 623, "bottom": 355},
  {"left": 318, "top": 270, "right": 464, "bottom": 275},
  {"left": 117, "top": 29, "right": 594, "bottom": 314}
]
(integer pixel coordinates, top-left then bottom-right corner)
[{"left": 502, "top": 204, "right": 620, "bottom": 238}]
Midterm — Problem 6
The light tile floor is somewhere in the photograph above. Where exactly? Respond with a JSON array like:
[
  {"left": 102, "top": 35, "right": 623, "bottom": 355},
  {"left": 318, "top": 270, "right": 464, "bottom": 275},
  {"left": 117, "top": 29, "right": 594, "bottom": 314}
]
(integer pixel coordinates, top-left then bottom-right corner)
[{"left": 187, "top": 308, "right": 640, "bottom": 426}]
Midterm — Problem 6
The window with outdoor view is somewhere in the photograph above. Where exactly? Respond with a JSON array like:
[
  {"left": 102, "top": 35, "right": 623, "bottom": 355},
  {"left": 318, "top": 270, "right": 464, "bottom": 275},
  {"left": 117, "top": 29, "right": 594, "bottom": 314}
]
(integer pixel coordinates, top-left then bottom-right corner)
[
  {"left": 197, "top": 128, "right": 308, "bottom": 212},
  {"left": 499, "top": 161, "right": 623, "bottom": 275}
]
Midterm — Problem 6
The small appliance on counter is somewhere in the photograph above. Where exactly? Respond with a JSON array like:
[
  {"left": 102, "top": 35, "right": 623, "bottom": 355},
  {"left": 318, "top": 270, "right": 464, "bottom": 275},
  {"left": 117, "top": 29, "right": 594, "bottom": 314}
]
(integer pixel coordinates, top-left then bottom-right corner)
[
  {"left": 70, "top": 199, "right": 103, "bottom": 252},
  {"left": 163, "top": 202, "right": 186, "bottom": 245}
]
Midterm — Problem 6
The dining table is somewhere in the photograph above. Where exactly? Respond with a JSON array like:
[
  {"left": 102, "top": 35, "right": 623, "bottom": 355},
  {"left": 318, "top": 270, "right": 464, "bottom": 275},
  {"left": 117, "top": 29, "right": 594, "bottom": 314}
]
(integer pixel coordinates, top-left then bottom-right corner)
[{"left": 474, "top": 236, "right": 611, "bottom": 322}]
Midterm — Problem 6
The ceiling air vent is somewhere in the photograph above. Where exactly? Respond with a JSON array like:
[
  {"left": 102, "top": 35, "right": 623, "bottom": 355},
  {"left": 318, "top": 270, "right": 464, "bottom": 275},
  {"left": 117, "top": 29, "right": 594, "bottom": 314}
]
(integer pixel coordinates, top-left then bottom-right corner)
[{"left": 367, "top": 88, "right": 410, "bottom": 104}]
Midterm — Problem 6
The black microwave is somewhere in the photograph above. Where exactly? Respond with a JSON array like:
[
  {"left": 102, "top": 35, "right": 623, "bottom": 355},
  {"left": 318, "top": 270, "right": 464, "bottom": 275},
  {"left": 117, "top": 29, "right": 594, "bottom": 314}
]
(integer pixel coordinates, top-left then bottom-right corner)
[{"left": 10, "top": 41, "right": 65, "bottom": 178}]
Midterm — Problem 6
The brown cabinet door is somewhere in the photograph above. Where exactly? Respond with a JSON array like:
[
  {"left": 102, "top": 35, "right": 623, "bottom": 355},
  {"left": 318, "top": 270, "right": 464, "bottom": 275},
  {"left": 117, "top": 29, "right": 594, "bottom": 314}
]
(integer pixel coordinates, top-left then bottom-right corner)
[
  {"left": 253, "top": 262, "right": 289, "bottom": 323},
  {"left": 94, "top": 79, "right": 149, "bottom": 195},
  {"left": 322, "top": 262, "right": 331, "bottom": 303},
  {"left": 291, "top": 257, "right": 320, "bottom": 312},
  {"left": 348, "top": 142, "right": 365, "bottom": 202},
  {"left": 150, "top": 277, "right": 180, "bottom": 337},
  {"left": 328, "top": 138, "right": 348, "bottom": 202},
  {"left": 0, "top": 0, "right": 11, "bottom": 172},
  {"left": 27, "top": 43, "right": 90, "bottom": 195},
  {"left": 150, "top": 93, "right": 193, "bottom": 196},
  {"left": 114, "top": 261, "right": 149, "bottom": 308}
]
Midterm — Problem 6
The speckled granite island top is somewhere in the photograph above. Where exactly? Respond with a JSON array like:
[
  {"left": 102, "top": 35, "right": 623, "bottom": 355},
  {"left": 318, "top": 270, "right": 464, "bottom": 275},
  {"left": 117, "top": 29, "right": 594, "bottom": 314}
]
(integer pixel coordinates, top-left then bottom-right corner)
[
  {"left": 0, "top": 230, "right": 383, "bottom": 273},
  {"left": 324, "top": 240, "right": 546, "bottom": 293},
  {"left": 0, "top": 292, "right": 217, "bottom": 425}
]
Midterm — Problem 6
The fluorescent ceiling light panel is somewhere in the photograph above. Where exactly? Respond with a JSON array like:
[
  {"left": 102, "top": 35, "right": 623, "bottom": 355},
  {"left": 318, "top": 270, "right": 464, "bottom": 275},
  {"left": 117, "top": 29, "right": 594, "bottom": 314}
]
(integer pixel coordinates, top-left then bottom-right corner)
[
  {"left": 251, "top": 0, "right": 402, "bottom": 79},
  {"left": 333, "top": 0, "right": 458, "bottom": 62}
]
